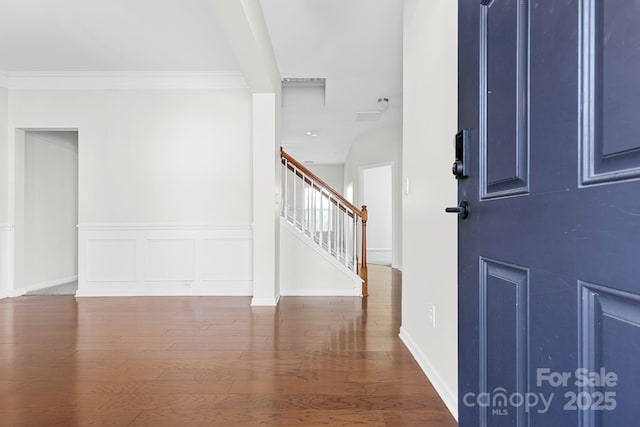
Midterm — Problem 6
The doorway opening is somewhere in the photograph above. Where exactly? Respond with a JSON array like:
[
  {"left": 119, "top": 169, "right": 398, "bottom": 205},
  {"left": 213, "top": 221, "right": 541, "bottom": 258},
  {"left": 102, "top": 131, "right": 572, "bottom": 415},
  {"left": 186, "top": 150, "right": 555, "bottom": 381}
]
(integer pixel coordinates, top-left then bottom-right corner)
[
  {"left": 360, "top": 164, "right": 393, "bottom": 266},
  {"left": 15, "top": 130, "right": 79, "bottom": 296}
]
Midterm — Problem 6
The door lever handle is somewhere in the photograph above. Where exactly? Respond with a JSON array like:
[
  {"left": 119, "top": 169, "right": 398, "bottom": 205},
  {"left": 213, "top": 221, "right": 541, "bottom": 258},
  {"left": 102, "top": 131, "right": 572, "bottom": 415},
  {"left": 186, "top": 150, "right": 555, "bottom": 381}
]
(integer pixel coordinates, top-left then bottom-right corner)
[{"left": 445, "top": 200, "right": 469, "bottom": 219}]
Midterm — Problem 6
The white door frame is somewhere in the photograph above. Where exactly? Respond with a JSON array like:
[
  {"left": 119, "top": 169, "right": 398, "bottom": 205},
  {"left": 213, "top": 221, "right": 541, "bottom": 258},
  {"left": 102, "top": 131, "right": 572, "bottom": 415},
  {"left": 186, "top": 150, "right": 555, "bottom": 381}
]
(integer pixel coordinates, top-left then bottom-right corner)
[
  {"left": 358, "top": 161, "right": 395, "bottom": 267},
  {"left": 9, "top": 128, "right": 79, "bottom": 296}
]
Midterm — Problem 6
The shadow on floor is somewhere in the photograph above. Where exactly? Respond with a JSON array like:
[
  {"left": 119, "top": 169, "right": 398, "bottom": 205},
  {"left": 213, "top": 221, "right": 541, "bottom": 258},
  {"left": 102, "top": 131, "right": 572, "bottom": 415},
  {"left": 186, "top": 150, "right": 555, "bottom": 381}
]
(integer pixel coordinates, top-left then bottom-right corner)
[{"left": 25, "top": 281, "right": 78, "bottom": 296}]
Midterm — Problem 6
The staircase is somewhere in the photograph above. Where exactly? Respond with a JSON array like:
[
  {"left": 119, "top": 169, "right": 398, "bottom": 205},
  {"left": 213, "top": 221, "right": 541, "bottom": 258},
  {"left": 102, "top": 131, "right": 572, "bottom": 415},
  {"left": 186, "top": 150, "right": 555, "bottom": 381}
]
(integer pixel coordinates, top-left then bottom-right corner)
[{"left": 280, "top": 148, "right": 368, "bottom": 296}]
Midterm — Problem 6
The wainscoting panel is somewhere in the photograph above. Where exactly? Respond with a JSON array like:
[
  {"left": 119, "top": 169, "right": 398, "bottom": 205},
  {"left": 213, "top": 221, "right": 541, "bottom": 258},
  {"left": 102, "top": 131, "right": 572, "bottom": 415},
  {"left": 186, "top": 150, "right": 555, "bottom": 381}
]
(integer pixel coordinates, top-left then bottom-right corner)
[
  {"left": 0, "top": 225, "right": 14, "bottom": 299},
  {"left": 146, "top": 239, "right": 196, "bottom": 282},
  {"left": 86, "top": 239, "right": 137, "bottom": 282},
  {"left": 201, "top": 238, "right": 252, "bottom": 282},
  {"left": 77, "top": 224, "right": 252, "bottom": 296}
]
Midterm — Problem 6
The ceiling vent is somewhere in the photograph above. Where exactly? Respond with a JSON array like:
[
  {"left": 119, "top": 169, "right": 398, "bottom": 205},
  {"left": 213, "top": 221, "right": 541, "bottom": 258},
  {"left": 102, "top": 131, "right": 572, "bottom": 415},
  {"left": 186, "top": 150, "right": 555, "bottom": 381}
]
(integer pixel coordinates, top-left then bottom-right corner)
[
  {"left": 282, "top": 77, "right": 326, "bottom": 106},
  {"left": 355, "top": 111, "right": 382, "bottom": 122},
  {"left": 282, "top": 77, "right": 326, "bottom": 88}
]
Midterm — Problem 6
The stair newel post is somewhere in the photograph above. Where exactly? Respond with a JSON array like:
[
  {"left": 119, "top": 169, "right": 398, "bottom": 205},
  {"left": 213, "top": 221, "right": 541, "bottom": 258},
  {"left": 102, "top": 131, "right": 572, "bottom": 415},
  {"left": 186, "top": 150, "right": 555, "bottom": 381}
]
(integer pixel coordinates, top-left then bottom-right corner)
[{"left": 360, "top": 205, "right": 368, "bottom": 297}]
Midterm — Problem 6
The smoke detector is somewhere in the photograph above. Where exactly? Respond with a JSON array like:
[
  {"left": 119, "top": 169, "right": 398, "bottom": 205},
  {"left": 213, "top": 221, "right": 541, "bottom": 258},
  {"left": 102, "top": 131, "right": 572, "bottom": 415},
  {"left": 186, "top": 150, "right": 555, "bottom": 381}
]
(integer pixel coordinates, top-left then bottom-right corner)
[{"left": 376, "top": 97, "right": 390, "bottom": 112}]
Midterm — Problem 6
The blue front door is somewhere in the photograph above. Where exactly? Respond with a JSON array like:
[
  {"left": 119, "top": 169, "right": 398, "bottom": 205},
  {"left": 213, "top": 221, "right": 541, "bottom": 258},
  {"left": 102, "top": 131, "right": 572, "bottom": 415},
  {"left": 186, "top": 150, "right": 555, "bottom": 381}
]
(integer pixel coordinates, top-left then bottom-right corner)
[{"left": 458, "top": 0, "right": 640, "bottom": 425}]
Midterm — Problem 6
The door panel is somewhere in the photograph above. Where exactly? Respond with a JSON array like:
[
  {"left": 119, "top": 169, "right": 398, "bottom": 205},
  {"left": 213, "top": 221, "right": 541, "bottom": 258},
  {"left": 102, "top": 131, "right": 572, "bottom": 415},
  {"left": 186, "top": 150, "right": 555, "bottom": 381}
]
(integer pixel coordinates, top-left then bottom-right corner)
[
  {"left": 458, "top": 0, "right": 640, "bottom": 425},
  {"left": 481, "top": 0, "right": 529, "bottom": 198},
  {"left": 480, "top": 259, "right": 529, "bottom": 426},
  {"left": 582, "top": 0, "right": 640, "bottom": 184},
  {"left": 580, "top": 282, "right": 640, "bottom": 426},
  {"left": 599, "top": 0, "right": 640, "bottom": 156}
]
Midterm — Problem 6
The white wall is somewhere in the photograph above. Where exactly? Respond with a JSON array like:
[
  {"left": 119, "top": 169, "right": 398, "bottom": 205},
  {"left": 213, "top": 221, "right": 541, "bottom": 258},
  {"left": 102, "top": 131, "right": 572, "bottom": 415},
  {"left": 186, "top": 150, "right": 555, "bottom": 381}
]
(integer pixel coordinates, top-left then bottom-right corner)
[
  {"left": 24, "top": 131, "right": 78, "bottom": 290},
  {"left": 400, "top": 0, "right": 458, "bottom": 419},
  {"left": 361, "top": 165, "right": 393, "bottom": 265},
  {"left": 0, "top": 87, "right": 9, "bottom": 298},
  {"left": 306, "top": 164, "right": 344, "bottom": 194},
  {"left": 279, "top": 220, "right": 360, "bottom": 296},
  {"left": 0, "top": 87, "right": 7, "bottom": 223},
  {"left": 343, "top": 127, "right": 402, "bottom": 269},
  {"left": 9, "top": 89, "right": 252, "bottom": 224},
  {"left": 8, "top": 89, "right": 253, "bottom": 296}
]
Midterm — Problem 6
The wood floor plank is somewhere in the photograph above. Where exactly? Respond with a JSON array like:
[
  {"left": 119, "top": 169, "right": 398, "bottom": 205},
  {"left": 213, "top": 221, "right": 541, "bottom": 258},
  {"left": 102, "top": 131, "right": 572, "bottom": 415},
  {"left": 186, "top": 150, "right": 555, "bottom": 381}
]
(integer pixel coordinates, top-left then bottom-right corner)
[
  {"left": 0, "top": 265, "right": 456, "bottom": 426},
  {"left": 0, "top": 409, "right": 141, "bottom": 427},
  {"left": 130, "top": 409, "right": 387, "bottom": 426}
]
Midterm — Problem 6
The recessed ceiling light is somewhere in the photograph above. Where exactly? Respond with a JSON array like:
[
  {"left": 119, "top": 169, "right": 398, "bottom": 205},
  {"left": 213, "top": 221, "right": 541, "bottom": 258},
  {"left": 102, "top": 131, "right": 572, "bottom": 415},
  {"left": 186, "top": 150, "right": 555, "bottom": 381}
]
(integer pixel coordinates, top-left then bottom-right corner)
[{"left": 306, "top": 131, "right": 319, "bottom": 137}]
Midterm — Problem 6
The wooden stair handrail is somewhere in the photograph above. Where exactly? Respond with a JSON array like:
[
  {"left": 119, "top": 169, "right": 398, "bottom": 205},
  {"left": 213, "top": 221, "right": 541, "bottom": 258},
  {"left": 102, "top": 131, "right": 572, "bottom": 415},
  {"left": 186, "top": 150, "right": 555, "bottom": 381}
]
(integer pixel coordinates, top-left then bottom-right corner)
[
  {"left": 281, "top": 147, "right": 368, "bottom": 297},
  {"left": 281, "top": 148, "right": 364, "bottom": 218}
]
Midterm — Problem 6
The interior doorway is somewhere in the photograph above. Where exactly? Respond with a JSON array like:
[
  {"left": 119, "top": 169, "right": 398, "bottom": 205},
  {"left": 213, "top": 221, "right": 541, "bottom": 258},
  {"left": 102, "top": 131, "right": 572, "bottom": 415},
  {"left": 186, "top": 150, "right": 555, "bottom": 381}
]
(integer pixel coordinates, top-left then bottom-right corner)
[
  {"left": 360, "top": 164, "right": 393, "bottom": 266},
  {"left": 15, "top": 130, "right": 79, "bottom": 295}
]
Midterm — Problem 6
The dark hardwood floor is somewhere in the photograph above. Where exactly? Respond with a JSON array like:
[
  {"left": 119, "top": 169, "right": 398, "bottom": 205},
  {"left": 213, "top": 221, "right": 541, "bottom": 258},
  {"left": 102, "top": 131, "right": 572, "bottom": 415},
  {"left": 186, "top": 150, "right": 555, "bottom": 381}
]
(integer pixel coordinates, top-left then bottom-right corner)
[{"left": 0, "top": 265, "right": 457, "bottom": 426}]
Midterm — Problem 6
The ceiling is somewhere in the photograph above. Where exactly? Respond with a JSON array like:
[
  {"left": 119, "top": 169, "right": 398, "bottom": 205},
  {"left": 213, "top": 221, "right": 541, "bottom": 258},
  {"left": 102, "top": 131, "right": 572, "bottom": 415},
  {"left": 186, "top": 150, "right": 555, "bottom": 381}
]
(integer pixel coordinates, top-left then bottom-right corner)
[
  {"left": 261, "top": 0, "right": 403, "bottom": 164},
  {"left": 0, "top": 0, "right": 238, "bottom": 71},
  {"left": 0, "top": 0, "right": 403, "bottom": 164}
]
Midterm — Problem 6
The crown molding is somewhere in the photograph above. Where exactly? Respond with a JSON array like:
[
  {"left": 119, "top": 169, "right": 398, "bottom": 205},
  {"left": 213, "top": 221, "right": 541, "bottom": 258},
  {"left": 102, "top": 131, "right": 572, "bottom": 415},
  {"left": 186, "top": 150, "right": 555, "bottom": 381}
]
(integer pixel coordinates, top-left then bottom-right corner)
[
  {"left": 0, "top": 71, "right": 8, "bottom": 89},
  {"left": 5, "top": 71, "right": 248, "bottom": 90}
]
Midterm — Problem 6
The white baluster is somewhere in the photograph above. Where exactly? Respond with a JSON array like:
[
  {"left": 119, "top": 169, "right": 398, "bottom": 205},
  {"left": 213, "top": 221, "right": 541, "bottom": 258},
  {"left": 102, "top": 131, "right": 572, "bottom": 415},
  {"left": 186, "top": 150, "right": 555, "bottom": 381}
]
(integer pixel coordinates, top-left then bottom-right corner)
[
  {"left": 329, "top": 198, "right": 334, "bottom": 255},
  {"left": 293, "top": 168, "right": 298, "bottom": 229},
  {"left": 311, "top": 181, "right": 317, "bottom": 241},
  {"left": 337, "top": 204, "right": 342, "bottom": 263},
  {"left": 353, "top": 215, "right": 357, "bottom": 272},
  {"left": 318, "top": 188, "right": 322, "bottom": 244},
  {"left": 303, "top": 171, "right": 309, "bottom": 233},
  {"left": 282, "top": 161, "right": 288, "bottom": 219}
]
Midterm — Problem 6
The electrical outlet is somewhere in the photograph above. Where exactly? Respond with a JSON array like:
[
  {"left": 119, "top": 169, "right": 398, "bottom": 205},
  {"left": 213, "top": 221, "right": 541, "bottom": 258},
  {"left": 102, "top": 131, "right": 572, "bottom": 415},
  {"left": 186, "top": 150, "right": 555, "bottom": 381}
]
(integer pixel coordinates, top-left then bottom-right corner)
[{"left": 428, "top": 304, "right": 436, "bottom": 328}]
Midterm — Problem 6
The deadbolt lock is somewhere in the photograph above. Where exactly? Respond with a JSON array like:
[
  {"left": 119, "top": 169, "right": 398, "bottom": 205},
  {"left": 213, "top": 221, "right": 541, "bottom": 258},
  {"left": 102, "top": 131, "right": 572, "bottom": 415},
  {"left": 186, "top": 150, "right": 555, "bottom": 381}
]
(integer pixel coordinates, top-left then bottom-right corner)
[{"left": 453, "top": 129, "right": 470, "bottom": 179}]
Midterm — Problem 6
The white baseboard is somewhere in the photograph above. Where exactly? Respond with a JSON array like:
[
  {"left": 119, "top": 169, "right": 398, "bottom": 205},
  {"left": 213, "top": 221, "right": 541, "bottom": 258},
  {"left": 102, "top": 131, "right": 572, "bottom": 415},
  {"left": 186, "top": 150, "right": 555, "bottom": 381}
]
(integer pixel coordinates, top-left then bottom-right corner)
[
  {"left": 367, "top": 248, "right": 392, "bottom": 266},
  {"left": 13, "top": 275, "right": 78, "bottom": 297},
  {"left": 78, "top": 224, "right": 253, "bottom": 297},
  {"left": 75, "top": 281, "right": 252, "bottom": 297},
  {"left": 280, "top": 288, "right": 360, "bottom": 297},
  {"left": 399, "top": 326, "right": 458, "bottom": 422},
  {"left": 0, "top": 225, "right": 14, "bottom": 299},
  {"left": 251, "top": 296, "right": 280, "bottom": 306}
]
